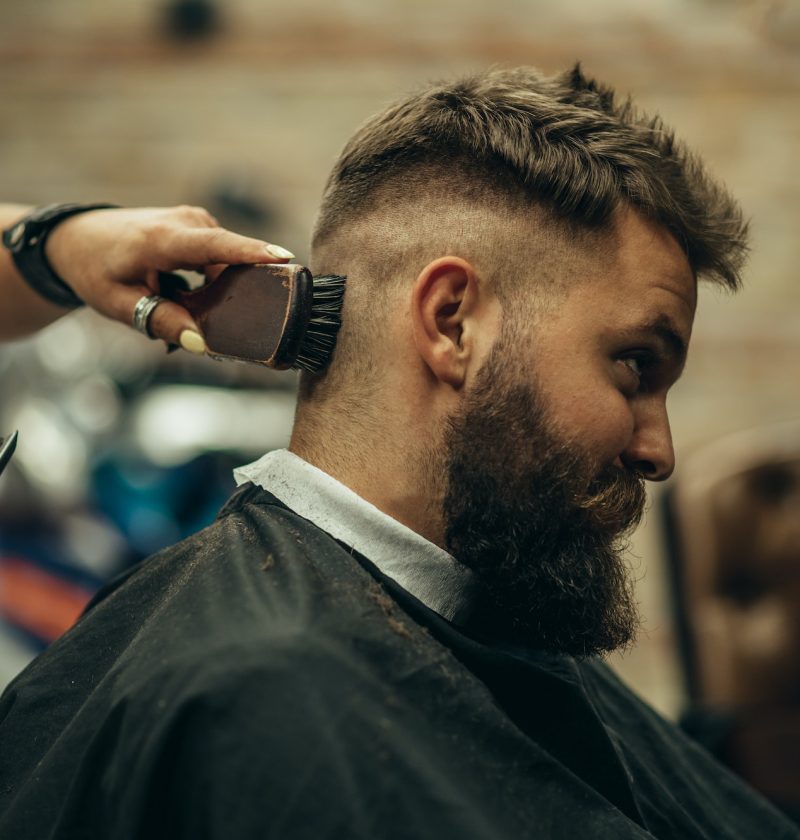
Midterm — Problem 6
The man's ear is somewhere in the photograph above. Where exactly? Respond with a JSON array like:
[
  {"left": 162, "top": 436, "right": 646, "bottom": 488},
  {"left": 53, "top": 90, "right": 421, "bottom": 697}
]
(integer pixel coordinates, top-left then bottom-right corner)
[{"left": 410, "top": 257, "right": 482, "bottom": 389}]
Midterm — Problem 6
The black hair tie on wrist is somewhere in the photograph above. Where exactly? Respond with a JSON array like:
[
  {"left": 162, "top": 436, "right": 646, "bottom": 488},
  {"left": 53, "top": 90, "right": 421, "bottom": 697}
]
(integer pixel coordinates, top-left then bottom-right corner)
[{"left": 1, "top": 202, "right": 119, "bottom": 309}]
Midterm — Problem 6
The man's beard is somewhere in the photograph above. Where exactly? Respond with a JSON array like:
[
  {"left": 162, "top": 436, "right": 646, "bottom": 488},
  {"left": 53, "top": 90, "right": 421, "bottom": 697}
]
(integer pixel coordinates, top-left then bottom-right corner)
[{"left": 441, "top": 333, "right": 646, "bottom": 658}]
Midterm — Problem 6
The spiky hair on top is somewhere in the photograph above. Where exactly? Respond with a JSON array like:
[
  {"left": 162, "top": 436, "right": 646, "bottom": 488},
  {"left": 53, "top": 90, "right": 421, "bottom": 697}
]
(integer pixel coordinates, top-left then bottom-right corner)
[{"left": 313, "top": 64, "right": 748, "bottom": 290}]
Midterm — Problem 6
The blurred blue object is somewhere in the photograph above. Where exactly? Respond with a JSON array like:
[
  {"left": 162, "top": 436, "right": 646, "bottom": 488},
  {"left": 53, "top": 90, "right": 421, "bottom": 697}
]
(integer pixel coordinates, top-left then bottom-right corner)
[{"left": 91, "top": 450, "right": 238, "bottom": 559}]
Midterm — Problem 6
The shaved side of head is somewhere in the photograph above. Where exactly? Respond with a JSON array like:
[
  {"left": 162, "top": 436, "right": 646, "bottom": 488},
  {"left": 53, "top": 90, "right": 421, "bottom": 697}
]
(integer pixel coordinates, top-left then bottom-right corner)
[{"left": 305, "top": 160, "right": 606, "bottom": 407}]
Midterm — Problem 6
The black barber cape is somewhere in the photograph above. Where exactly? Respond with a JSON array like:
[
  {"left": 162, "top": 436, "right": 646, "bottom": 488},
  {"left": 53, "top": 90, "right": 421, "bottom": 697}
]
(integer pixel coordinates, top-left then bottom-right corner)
[{"left": 1, "top": 484, "right": 796, "bottom": 839}]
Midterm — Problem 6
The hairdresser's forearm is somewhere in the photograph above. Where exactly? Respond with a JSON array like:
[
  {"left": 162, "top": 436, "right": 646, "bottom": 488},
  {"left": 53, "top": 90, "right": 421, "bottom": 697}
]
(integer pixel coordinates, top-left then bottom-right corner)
[{"left": 0, "top": 204, "right": 69, "bottom": 341}]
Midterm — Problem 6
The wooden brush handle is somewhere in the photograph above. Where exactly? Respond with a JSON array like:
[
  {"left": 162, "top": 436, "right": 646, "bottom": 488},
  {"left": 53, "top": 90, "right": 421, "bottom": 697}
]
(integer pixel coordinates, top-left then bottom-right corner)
[{"left": 160, "top": 263, "right": 313, "bottom": 369}]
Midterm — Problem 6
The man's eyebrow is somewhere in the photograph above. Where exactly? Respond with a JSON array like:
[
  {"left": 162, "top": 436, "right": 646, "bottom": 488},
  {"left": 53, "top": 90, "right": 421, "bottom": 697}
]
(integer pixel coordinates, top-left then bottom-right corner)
[{"left": 621, "top": 315, "right": 688, "bottom": 361}]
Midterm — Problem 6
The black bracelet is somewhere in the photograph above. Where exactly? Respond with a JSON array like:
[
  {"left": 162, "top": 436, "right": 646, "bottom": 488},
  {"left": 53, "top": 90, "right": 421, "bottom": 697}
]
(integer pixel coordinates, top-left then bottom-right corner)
[{"left": 2, "top": 202, "right": 119, "bottom": 309}]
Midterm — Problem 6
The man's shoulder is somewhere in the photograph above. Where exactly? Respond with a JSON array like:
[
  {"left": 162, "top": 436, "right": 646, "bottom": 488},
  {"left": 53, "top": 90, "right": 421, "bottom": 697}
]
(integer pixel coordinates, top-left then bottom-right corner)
[
  {"left": 1, "top": 484, "right": 460, "bottom": 824},
  {"left": 2, "top": 482, "right": 420, "bottom": 738},
  {"left": 117, "top": 619, "right": 381, "bottom": 734},
  {"left": 84, "top": 482, "right": 358, "bottom": 633}
]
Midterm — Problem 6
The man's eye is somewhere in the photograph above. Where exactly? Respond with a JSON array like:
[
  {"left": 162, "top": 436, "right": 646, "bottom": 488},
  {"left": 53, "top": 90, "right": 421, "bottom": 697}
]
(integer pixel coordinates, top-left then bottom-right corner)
[
  {"left": 620, "top": 356, "right": 647, "bottom": 379},
  {"left": 621, "top": 356, "right": 644, "bottom": 378},
  {"left": 617, "top": 351, "right": 658, "bottom": 393}
]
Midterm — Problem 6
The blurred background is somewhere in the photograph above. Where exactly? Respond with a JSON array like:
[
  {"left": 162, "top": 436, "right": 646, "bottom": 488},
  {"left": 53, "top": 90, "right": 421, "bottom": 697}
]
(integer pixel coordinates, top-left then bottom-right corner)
[{"left": 1, "top": 0, "right": 799, "bottom": 817}]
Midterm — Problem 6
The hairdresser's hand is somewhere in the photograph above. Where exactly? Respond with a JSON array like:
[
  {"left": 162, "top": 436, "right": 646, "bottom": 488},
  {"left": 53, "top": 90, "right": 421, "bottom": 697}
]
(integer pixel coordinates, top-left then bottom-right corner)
[{"left": 45, "top": 205, "right": 295, "bottom": 352}]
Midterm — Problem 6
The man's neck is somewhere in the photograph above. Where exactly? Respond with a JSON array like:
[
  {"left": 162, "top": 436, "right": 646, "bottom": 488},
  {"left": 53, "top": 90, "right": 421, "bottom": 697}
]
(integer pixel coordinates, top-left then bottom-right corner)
[{"left": 288, "top": 428, "right": 446, "bottom": 549}]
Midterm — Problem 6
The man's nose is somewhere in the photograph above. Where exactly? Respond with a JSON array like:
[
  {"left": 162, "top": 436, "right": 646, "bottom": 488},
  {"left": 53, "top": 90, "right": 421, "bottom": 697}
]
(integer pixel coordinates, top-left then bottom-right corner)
[{"left": 620, "top": 401, "right": 675, "bottom": 481}]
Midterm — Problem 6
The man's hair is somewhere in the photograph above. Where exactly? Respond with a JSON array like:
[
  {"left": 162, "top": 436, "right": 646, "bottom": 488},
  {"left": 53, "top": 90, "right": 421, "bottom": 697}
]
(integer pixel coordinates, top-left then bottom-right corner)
[{"left": 303, "top": 64, "right": 748, "bottom": 399}]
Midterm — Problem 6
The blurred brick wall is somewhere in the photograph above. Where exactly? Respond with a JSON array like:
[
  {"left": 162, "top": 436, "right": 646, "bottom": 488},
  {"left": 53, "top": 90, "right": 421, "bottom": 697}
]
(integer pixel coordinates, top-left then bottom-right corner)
[{"left": 1, "top": 0, "right": 798, "bottom": 717}]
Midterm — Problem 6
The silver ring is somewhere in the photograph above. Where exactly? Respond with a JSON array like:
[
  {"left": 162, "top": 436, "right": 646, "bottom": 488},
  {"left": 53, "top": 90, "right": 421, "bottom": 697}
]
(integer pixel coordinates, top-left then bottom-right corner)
[{"left": 132, "top": 295, "right": 166, "bottom": 338}]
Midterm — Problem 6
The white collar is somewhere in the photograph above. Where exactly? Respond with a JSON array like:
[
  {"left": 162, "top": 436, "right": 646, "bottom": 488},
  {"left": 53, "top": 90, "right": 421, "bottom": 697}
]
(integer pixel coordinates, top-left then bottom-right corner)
[{"left": 233, "top": 449, "right": 475, "bottom": 623}]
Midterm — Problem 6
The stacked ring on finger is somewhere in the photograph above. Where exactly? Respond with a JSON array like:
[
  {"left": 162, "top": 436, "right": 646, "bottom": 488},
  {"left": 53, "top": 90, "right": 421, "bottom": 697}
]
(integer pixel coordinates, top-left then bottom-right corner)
[{"left": 132, "top": 294, "right": 167, "bottom": 338}]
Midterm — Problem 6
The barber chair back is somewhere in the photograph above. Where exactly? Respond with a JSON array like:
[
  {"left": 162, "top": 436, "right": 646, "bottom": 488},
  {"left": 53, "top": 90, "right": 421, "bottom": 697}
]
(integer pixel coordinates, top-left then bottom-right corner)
[{"left": 664, "top": 419, "right": 800, "bottom": 821}]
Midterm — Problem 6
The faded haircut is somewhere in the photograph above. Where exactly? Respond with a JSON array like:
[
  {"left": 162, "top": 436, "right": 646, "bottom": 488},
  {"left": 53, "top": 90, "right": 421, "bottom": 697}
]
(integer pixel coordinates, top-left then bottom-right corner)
[{"left": 303, "top": 64, "right": 748, "bottom": 396}]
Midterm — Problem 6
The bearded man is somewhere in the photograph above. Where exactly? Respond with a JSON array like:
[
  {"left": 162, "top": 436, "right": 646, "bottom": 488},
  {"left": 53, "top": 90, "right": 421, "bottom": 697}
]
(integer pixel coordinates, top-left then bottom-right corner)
[{"left": 1, "top": 66, "right": 796, "bottom": 839}]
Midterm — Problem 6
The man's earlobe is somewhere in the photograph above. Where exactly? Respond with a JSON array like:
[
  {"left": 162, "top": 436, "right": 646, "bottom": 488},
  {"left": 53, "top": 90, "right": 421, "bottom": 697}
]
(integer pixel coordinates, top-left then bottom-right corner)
[{"left": 411, "top": 257, "right": 478, "bottom": 389}]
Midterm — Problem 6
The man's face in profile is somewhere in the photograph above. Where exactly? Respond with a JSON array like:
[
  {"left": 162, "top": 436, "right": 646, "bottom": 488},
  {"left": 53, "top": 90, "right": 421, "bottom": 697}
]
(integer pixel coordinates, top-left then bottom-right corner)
[{"left": 442, "top": 209, "right": 697, "bottom": 656}]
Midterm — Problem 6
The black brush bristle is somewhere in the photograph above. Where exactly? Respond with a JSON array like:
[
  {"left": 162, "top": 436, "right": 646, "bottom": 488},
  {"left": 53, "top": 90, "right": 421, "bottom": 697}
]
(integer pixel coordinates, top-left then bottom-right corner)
[{"left": 293, "top": 274, "right": 347, "bottom": 373}]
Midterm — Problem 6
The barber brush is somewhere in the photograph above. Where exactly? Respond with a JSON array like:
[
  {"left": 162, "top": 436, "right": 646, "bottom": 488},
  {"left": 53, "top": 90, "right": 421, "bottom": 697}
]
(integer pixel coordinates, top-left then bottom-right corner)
[{"left": 159, "top": 264, "right": 346, "bottom": 372}]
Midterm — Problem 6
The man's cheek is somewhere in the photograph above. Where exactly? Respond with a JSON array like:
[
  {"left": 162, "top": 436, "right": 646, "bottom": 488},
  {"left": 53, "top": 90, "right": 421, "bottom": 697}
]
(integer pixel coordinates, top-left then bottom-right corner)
[{"left": 549, "top": 391, "right": 633, "bottom": 465}]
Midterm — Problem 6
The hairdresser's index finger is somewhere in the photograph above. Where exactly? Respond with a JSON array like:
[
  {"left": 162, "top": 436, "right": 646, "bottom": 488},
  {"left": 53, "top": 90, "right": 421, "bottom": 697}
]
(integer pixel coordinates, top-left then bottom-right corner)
[{"left": 156, "top": 227, "right": 295, "bottom": 270}]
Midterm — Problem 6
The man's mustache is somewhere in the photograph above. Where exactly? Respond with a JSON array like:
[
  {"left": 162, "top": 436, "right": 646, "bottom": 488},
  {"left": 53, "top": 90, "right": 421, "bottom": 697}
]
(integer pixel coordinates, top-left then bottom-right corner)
[{"left": 575, "top": 465, "right": 647, "bottom": 536}]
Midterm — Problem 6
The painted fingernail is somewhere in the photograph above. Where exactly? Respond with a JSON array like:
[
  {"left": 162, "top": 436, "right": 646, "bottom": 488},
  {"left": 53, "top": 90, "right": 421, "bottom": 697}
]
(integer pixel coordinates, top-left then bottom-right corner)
[
  {"left": 179, "top": 329, "right": 207, "bottom": 355},
  {"left": 264, "top": 244, "right": 295, "bottom": 260}
]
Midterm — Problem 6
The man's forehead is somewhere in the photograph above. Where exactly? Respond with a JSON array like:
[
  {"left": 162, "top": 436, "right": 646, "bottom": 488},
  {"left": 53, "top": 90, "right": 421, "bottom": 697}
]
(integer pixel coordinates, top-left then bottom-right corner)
[
  {"left": 582, "top": 210, "right": 697, "bottom": 316},
  {"left": 517, "top": 210, "right": 698, "bottom": 353},
  {"left": 612, "top": 208, "right": 696, "bottom": 292}
]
